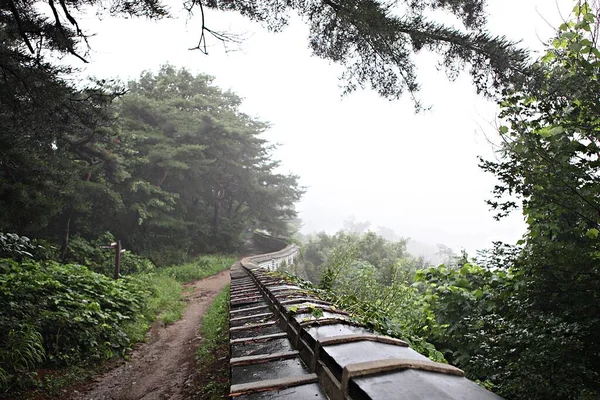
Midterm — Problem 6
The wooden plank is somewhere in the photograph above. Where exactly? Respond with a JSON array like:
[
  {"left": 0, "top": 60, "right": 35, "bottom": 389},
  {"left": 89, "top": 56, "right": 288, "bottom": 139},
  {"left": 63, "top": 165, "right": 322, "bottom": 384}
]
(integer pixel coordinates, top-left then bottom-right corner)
[
  {"left": 230, "top": 350, "right": 299, "bottom": 366},
  {"left": 229, "top": 374, "right": 318, "bottom": 397},
  {"left": 230, "top": 332, "right": 288, "bottom": 345}
]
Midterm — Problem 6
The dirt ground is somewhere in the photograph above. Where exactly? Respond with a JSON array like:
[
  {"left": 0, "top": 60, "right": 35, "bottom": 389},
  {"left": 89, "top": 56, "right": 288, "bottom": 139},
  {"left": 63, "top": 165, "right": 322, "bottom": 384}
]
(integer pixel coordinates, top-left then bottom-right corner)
[{"left": 68, "top": 269, "right": 231, "bottom": 400}]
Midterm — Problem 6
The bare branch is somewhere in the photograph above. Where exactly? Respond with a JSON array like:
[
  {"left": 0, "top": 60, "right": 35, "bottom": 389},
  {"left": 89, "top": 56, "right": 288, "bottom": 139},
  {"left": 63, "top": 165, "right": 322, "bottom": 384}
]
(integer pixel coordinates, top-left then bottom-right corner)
[{"left": 7, "top": 0, "right": 34, "bottom": 54}]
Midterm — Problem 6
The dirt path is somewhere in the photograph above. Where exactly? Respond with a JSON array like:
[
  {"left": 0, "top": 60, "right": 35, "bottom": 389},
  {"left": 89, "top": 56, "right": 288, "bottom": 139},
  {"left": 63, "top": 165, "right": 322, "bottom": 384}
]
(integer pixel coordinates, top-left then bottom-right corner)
[{"left": 71, "top": 269, "right": 230, "bottom": 400}]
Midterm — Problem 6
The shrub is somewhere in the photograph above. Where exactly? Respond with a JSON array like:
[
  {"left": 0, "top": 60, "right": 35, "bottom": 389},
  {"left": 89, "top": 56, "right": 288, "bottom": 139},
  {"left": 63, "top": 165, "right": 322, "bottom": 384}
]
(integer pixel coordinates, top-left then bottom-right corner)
[
  {"left": 65, "top": 232, "right": 155, "bottom": 276},
  {"left": 0, "top": 232, "right": 41, "bottom": 260},
  {"left": 0, "top": 259, "right": 148, "bottom": 391}
]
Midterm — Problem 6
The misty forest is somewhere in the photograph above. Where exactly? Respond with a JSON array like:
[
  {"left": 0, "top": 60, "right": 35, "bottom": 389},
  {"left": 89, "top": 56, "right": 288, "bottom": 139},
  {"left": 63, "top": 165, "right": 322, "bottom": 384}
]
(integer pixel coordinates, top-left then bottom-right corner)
[{"left": 1, "top": 0, "right": 599, "bottom": 399}]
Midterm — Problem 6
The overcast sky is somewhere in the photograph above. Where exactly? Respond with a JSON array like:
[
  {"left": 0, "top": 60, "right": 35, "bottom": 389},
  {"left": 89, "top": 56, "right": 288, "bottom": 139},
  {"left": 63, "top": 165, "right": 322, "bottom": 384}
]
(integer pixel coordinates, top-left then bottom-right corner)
[{"left": 75, "top": 0, "right": 575, "bottom": 254}]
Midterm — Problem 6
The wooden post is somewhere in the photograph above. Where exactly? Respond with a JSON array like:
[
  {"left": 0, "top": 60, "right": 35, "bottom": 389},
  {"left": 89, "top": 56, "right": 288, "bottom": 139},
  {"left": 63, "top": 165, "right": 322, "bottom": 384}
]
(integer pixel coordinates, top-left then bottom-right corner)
[{"left": 114, "top": 240, "right": 121, "bottom": 280}]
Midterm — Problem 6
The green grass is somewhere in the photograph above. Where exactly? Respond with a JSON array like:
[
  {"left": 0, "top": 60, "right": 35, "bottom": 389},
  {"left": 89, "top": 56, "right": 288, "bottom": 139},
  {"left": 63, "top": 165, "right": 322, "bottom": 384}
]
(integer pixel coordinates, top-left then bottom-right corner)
[
  {"left": 191, "top": 286, "right": 230, "bottom": 399},
  {"left": 159, "top": 255, "right": 237, "bottom": 283},
  {"left": 125, "top": 254, "right": 236, "bottom": 342}
]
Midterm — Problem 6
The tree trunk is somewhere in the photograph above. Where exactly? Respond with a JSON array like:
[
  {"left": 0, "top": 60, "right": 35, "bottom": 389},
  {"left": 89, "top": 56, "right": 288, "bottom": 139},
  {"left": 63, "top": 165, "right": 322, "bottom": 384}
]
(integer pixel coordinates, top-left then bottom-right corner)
[
  {"left": 227, "top": 196, "right": 234, "bottom": 218},
  {"left": 212, "top": 184, "right": 226, "bottom": 235},
  {"left": 158, "top": 168, "right": 168, "bottom": 187},
  {"left": 60, "top": 214, "right": 71, "bottom": 262}
]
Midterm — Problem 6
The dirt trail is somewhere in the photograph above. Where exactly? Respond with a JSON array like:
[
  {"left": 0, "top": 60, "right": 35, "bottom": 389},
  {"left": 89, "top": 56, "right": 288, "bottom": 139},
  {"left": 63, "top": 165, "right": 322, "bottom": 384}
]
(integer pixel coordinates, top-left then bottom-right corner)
[{"left": 71, "top": 269, "right": 230, "bottom": 400}]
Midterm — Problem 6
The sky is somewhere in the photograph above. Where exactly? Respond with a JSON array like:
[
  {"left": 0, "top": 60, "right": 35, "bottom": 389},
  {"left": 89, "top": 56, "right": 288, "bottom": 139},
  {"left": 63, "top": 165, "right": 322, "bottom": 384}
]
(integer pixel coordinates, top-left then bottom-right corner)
[{"left": 74, "top": 0, "right": 575, "bottom": 255}]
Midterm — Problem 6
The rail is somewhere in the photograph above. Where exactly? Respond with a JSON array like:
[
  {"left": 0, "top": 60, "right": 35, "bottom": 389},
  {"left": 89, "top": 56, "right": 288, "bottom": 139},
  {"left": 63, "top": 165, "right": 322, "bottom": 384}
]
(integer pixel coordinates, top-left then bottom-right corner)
[{"left": 228, "top": 233, "right": 502, "bottom": 399}]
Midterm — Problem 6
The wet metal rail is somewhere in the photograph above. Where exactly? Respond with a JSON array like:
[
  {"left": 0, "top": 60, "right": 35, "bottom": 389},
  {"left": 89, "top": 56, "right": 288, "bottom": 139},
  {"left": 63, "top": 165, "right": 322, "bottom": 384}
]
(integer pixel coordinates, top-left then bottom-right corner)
[{"left": 228, "top": 234, "right": 502, "bottom": 399}]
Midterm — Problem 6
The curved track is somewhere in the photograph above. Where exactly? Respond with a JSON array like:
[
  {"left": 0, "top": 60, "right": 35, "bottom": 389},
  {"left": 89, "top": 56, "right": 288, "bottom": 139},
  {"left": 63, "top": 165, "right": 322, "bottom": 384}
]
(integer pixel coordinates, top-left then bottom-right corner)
[{"left": 228, "top": 234, "right": 502, "bottom": 399}]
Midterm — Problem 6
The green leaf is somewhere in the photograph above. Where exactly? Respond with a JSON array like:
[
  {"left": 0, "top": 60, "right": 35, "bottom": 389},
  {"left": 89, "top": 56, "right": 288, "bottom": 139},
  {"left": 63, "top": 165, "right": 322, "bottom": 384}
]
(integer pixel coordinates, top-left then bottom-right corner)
[
  {"left": 536, "top": 126, "right": 564, "bottom": 137},
  {"left": 586, "top": 228, "right": 599, "bottom": 239},
  {"left": 569, "top": 42, "right": 583, "bottom": 53},
  {"left": 584, "top": 13, "right": 595, "bottom": 23}
]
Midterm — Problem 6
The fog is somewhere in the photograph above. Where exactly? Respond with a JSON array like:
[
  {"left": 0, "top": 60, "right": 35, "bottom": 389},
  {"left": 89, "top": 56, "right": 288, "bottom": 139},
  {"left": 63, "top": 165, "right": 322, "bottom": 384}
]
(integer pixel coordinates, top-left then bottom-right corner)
[{"left": 78, "top": 0, "right": 574, "bottom": 256}]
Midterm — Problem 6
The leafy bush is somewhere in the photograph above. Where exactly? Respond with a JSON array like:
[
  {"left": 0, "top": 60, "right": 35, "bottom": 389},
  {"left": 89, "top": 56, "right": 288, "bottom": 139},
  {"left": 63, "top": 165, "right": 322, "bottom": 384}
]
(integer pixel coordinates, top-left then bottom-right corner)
[
  {"left": 416, "top": 262, "right": 600, "bottom": 399},
  {"left": 0, "top": 258, "right": 148, "bottom": 391},
  {"left": 141, "top": 245, "right": 191, "bottom": 268},
  {"left": 0, "top": 232, "right": 41, "bottom": 260},
  {"left": 0, "top": 247, "right": 234, "bottom": 395},
  {"left": 65, "top": 232, "right": 155, "bottom": 276},
  {"left": 414, "top": 263, "right": 519, "bottom": 368},
  {"left": 281, "top": 270, "right": 445, "bottom": 362}
]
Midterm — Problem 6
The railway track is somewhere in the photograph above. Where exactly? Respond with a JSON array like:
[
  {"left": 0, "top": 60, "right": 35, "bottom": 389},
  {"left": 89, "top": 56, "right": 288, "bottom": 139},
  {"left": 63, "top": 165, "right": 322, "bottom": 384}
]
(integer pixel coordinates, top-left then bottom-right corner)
[{"left": 228, "top": 234, "right": 502, "bottom": 399}]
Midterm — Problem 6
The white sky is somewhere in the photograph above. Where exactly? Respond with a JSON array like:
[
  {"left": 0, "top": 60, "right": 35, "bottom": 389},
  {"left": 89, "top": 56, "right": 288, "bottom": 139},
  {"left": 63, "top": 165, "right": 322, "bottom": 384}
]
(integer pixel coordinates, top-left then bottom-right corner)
[{"left": 75, "top": 0, "right": 575, "bottom": 254}]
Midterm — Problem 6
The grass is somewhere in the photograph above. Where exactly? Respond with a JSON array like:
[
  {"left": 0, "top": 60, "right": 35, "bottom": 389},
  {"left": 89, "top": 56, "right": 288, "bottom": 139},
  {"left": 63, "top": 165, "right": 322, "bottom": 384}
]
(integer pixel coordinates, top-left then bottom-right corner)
[
  {"left": 126, "top": 254, "right": 236, "bottom": 342},
  {"left": 159, "top": 255, "right": 237, "bottom": 283},
  {"left": 189, "top": 286, "right": 230, "bottom": 399}
]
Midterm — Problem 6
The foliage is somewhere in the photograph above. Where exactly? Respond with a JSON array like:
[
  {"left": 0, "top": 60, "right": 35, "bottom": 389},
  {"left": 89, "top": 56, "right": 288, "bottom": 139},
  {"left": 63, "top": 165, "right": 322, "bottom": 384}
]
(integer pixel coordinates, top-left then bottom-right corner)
[
  {"left": 282, "top": 270, "right": 444, "bottom": 362},
  {"left": 294, "top": 231, "right": 446, "bottom": 359},
  {"left": 0, "top": 258, "right": 148, "bottom": 392},
  {"left": 476, "top": 3, "right": 600, "bottom": 398},
  {"left": 0, "top": 233, "right": 40, "bottom": 260},
  {"left": 191, "top": 286, "right": 230, "bottom": 400},
  {"left": 65, "top": 232, "right": 155, "bottom": 276},
  {"left": 415, "top": 262, "right": 519, "bottom": 373},
  {"left": 0, "top": 251, "right": 234, "bottom": 395},
  {"left": 2, "top": 62, "right": 303, "bottom": 261},
  {"left": 111, "top": 66, "right": 304, "bottom": 256},
  {"left": 303, "top": 231, "right": 419, "bottom": 286},
  {"left": 416, "top": 256, "right": 599, "bottom": 399},
  {"left": 2, "top": 0, "right": 528, "bottom": 112},
  {"left": 204, "top": 0, "right": 528, "bottom": 107},
  {"left": 0, "top": 325, "right": 45, "bottom": 392},
  {"left": 158, "top": 255, "right": 236, "bottom": 282}
]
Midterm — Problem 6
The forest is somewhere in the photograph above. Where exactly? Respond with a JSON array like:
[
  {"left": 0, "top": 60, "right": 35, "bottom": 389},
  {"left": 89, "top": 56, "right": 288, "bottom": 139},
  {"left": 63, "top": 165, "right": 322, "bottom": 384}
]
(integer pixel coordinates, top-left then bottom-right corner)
[{"left": 1, "top": 0, "right": 599, "bottom": 398}]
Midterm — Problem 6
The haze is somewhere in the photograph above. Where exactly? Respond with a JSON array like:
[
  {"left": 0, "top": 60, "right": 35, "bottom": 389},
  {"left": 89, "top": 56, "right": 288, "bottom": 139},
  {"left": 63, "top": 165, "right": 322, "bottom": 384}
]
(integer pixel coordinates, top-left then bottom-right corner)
[{"left": 77, "top": 0, "right": 574, "bottom": 255}]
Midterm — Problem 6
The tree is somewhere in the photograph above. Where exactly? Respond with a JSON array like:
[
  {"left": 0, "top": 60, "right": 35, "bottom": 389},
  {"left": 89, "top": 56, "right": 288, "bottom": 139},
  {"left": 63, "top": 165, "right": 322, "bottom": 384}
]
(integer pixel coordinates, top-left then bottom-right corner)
[
  {"left": 0, "top": 24, "right": 125, "bottom": 254},
  {"left": 3, "top": 1, "right": 528, "bottom": 107},
  {"left": 201, "top": 0, "right": 529, "bottom": 106},
  {"left": 114, "top": 65, "right": 304, "bottom": 257},
  {"left": 342, "top": 215, "right": 371, "bottom": 233},
  {"left": 478, "top": 3, "right": 600, "bottom": 397},
  {"left": 435, "top": 244, "right": 458, "bottom": 267}
]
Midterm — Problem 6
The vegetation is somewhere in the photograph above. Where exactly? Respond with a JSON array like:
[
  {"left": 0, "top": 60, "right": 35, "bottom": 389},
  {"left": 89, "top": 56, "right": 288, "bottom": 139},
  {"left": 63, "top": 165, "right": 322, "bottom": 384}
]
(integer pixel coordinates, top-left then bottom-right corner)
[
  {"left": 475, "top": 3, "right": 600, "bottom": 397},
  {"left": 204, "top": 0, "right": 528, "bottom": 107},
  {"left": 278, "top": 6, "right": 600, "bottom": 398},
  {"left": 2, "top": 1, "right": 528, "bottom": 113},
  {"left": 286, "top": 231, "right": 444, "bottom": 360},
  {"left": 1, "top": 64, "right": 303, "bottom": 265},
  {"left": 301, "top": 230, "right": 426, "bottom": 285},
  {"left": 0, "top": 258, "right": 146, "bottom": 393},
  {"left": 2, "top": 0, "right": 600, "bottom": 399},
  {"left": 0, "top": 233, "right": 234, "bottom": 396},
  {"left": 190, "top": 287, "right": 230, "bottom": 400}
]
